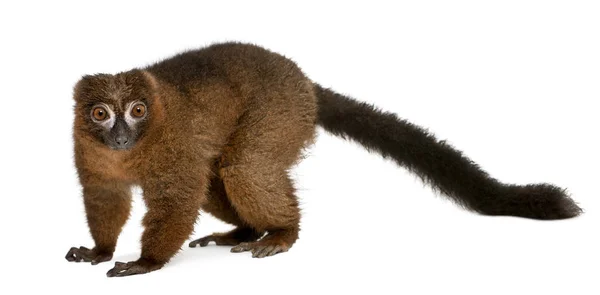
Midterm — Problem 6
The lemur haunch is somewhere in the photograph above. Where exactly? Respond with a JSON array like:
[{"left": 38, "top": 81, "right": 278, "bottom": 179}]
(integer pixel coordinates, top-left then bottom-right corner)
[{"left": 66, "top": 42, "right": 582, "bottom": 277}]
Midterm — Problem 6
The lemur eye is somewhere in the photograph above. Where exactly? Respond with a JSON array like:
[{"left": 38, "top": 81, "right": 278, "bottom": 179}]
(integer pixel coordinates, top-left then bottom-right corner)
[
  {"left": 131, "top": 103, "right": 146, "bottom": 118},
  {"left": 92, "top": 107, "right": 108, "bottom": 121}
]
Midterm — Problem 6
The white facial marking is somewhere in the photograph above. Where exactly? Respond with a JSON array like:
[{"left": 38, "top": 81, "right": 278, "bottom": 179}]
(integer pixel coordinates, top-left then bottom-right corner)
[
  {"left": 91, "top": 103, "right": 116, "bottom": 129},
  {"left": 124, "top": 101, "right": 147, "bottom": 128}
]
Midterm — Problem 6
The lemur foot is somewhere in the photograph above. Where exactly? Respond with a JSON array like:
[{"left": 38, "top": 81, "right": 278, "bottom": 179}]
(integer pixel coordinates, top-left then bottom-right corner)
[
  {"left": 230, "top": 231, "right": 293, "bottom": 258},
  {"left": 106, "top": 258, "right": 163, "bottom": 277},
  {"left": 189, "top": 227, "right": 264, "bottom": 247},
  {"left": 65, "top": 246, "right": 113, "bottom": 265}
]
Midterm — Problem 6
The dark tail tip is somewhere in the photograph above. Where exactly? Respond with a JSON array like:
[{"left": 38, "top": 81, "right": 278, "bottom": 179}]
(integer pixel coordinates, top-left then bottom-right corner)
[{"left": 481, "top": 184, "right": 583, "bottom": 220}]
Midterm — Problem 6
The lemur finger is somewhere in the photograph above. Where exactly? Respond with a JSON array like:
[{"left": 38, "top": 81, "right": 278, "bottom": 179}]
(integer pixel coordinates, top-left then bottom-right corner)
[
  {"left": 231, "top": 242, "right": 252, "bottom": 253},
  {"left": 189, "top": 236, "right": 212, "bottom": 248},
  {"left": 266, "top": 246, "right": 285, "bottom": 257},
  {"left": 65, "top": 247, "right": 79, "bottom": 261},
  {"left": 91, "top": 253, "right": 112, "bottom": 265},
  {"left": 107, "top": 263, "right": 130, "bottom": 277},
  {"left": 253, "top": 245, "right": 275, "bottom": 258}
]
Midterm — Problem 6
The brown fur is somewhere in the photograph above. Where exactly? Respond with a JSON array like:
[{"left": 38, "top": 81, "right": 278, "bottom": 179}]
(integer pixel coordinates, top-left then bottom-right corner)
[
  {"left": 66, "top": 42, "right": 581, "bottom": 277},
  {"left": 67, "top": 43, "right": 317, "bottom": 276}
]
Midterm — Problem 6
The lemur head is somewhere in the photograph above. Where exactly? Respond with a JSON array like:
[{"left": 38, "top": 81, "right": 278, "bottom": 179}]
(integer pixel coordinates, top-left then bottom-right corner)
[{"left": 73, "top": 70, "right": 160, "bottom": 150}]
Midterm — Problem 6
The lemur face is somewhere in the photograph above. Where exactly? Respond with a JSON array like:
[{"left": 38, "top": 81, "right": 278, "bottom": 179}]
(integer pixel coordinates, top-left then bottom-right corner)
[
  {"left": 88, "top": 100, "right": 147, "bottom": 150},
  {"left": 73, "top": 71, "right": 153, "bottom": 150}
]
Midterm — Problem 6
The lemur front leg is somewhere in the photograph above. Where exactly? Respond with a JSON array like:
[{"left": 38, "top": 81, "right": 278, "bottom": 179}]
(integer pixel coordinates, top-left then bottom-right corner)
[
  {"left": 106, "top": 172, "right": 208, "bottom": 277},
  {"left": 66, "top": 183, "right": 132, "bottom": 265}
]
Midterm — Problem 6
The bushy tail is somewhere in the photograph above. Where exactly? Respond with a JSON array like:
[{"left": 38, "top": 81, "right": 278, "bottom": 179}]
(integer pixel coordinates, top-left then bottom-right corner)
[{"left": 314, "top": 84, "right": 582, "bottom": 220}]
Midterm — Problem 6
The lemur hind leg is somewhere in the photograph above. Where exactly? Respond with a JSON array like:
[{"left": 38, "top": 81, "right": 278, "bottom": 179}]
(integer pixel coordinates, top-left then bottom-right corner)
[
  {"left": 218, "top": 88, "right": 316, "bottom": 258},
  {"left": 223, "top": 166, "right": 302, "bottom": 258},
  {"left": 190, "top": 169, "right": 265, "bottom": 248}
]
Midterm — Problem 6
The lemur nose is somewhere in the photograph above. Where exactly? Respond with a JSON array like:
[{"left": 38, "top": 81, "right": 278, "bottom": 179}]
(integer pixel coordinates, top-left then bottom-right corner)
[{"left": 115, "top": 136, "right": 129, "bottom": 146}]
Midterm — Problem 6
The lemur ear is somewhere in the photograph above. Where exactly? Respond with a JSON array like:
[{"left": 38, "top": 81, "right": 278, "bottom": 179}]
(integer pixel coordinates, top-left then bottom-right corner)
[
  {"left": 122, "top": 70, "right": 160, "bottom": 97},
  {"left": 72, "top": 75, "right": 95, "bottom": 101},
  {"left": 73, "top": 74, "right": 114, "bottom": 102}
]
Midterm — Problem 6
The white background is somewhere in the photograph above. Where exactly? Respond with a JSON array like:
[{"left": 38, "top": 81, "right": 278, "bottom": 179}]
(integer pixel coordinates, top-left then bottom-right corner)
[{"left": 1, "top": 1, "right": 598, "bottom": 294}]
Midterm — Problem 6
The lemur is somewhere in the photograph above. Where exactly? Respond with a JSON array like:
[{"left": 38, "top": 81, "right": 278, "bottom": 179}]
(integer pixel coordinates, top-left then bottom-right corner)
[{"left": 66, "top": 42, "right": 582, "bottom": 277}]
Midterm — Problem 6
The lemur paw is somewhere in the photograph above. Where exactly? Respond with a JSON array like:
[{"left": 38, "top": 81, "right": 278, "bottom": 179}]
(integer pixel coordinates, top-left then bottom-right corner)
[
  {"left": 106, "top": 258, "right": 163, "bottom": 277},
  {"left": 231, "top": 241, "right": 290, "bottom": 258},
  {"left": 189, "top": 227, "right": 264, "bottom": 247},
  {"left": 65, "top": 246, "right": 113, "bottom": 265}
]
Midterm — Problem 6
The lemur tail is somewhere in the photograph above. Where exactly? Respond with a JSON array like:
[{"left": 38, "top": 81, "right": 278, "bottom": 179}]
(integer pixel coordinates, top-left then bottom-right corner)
[{"left": 314, "top": 84, "right": 582, "bottom": 220}]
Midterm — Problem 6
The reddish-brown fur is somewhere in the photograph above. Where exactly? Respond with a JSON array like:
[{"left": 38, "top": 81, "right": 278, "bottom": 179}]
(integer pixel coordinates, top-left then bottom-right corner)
[
  {"left": 66, "top": 42, "right": 581, "bottom": 277},
  {"left": 67, "top": 43, "right": 317, "bottom": 276}
]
